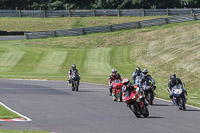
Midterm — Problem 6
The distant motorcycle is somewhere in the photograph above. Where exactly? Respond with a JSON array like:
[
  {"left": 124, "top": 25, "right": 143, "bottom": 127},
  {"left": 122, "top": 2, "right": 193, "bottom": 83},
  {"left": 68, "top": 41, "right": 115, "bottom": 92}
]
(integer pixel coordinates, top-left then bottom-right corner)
[
  {"left": 172, "top": 84, "right": 187, "bottom": 110},
  {"left": 70, "top": 71, "right": 80, "bottom": 92},
  {"left": 124, "top": 85, "right": 149, "bottom": 118},
  {"left": 112, "top": 80, "right": 123, "bottom": 102},
  {"left": 142, "top": 85, "right": 155, "bottom": 105}
]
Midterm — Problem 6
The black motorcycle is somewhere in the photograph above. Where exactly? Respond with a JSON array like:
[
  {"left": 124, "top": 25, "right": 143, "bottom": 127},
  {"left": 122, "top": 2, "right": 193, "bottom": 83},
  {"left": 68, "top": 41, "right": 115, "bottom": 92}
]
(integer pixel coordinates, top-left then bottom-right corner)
[
  {"left": 142, "top": 85, "right": 155, "bottom": 105},
  {"left": 70, "top": 72, "right": 80, "bottom": 92}
]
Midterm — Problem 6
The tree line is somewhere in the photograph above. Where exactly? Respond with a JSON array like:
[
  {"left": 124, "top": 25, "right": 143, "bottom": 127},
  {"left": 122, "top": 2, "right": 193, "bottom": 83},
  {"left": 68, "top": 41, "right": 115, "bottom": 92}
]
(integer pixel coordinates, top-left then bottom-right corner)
[{"left": 0, "top": 0, "right": 200, "bottom": 10}]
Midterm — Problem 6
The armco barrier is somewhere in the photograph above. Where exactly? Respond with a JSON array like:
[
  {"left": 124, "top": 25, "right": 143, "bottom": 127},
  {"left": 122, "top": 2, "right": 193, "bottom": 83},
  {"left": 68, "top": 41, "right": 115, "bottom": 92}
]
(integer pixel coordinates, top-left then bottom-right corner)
[
  {"left": 25, "top": 14, "right": 200, "bottom": 40},
  {"left": 1, "top": 8, "right": 200, "bottom": 18},
  {"left": 0, "top": 31, "right": 24, "bottom": 35}
]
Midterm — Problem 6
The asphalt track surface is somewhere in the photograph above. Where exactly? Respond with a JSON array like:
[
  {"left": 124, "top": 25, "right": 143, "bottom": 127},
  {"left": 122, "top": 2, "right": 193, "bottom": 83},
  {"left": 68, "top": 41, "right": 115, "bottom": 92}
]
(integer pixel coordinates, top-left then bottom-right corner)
[
  {"left": 0, "top": 79, "right": 200, "bottom": 133},
  {"left": 0, "top": 36, "right": 25, "bottom": 41}
]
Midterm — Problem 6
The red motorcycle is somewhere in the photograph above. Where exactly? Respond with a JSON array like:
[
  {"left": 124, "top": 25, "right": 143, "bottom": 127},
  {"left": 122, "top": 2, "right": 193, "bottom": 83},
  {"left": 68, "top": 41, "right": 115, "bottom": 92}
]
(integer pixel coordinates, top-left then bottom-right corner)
[
  {"left": 123, "top": 85, "right": 149, "bottom": 118},
  {"left": 112, "top": 80, "right": 123, "bottom": 102}
]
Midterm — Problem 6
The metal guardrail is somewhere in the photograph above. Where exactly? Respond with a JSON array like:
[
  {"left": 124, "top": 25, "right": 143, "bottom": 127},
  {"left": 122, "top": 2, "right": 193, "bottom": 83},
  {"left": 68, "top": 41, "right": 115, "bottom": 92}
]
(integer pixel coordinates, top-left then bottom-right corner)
[
  {"left": 1, "top": 8, "right": 200, "bottom": 18},
  {"left": 25, "top": 14, "right": 200, "bottom": 39}
]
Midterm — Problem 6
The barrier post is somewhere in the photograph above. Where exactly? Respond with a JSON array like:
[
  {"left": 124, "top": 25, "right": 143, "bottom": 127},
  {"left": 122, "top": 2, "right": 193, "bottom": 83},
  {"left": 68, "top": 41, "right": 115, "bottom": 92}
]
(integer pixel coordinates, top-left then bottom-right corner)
[
  {"left": 19, "top": 10, "right": 22, "bottom": 17},
  {"left": 93, "top": 9, "right": 96, "bottom": 17},
  {"left": 43, "top": 10, "right": 46, "bottom": 18},
  {"left": 68, "top": 9, "right": 71, "bottom": 17},
  {"left": 118, "top": 9, "right": 121, "bottom": 17}
]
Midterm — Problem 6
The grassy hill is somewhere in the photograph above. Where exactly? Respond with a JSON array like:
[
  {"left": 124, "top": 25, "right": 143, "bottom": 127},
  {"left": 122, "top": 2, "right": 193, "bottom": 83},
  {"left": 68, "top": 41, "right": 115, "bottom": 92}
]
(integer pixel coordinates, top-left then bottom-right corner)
[
  {"left": 0, "top": 17, "right": 199, "bottom": 107},
  {"left": 0, "top": 16, "right": 167, "bottom": 31}
]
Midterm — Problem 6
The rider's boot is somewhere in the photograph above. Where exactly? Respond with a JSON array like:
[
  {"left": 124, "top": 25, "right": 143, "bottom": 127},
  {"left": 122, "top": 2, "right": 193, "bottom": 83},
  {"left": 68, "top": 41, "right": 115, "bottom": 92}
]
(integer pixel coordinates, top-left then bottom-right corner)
[{"left": 109, "top": 88, "right": 112, "bottom": 96}]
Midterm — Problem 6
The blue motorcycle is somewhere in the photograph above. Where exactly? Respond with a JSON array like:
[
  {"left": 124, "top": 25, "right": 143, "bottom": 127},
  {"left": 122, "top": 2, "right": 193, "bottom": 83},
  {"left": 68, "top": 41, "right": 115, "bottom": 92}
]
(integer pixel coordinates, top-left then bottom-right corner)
[{"left": 172, "top": 84, "right": 187, "bottom": 110}]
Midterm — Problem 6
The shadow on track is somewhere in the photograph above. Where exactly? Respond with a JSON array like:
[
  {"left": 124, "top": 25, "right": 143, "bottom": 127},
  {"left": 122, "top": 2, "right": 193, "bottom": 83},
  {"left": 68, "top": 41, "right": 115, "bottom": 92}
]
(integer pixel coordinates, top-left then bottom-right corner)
[
  {"left": 77, "top": 90, "right": 97, "bottom": 93},
  {"left": 152, "top": 104, "right": 173, "bottom": 106},
  {"left": 144, "top": 116, "right": 165, "bottom": 118}
]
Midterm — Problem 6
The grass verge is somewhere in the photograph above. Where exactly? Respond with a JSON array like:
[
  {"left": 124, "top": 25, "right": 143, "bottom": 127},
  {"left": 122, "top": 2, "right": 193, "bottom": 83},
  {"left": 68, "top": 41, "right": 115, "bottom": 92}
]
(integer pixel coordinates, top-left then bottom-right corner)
[{"left": 0, "top": 16, "right": 168, "bottom": 32}]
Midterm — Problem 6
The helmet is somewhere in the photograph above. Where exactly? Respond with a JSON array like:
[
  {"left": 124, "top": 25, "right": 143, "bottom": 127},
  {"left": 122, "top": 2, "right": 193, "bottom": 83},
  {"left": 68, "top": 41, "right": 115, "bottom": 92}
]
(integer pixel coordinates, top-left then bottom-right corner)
[
  {"left": 122, "top": 78, "right": 130, "bottom": 85},
  {"left": 112, "top": 68, "right": 117, "bottom": 76},
  {"left": 142, "top": 68, "right": 148, "bottom": 75},
  {"left": 170, "top": 73, "right": 176, "bottom": 81},
  {"left": 72, "top": 64, "right": 76, "bottom": 69},
  {"left": 136, "top": 67, "right": 141, "bottom": 73}
]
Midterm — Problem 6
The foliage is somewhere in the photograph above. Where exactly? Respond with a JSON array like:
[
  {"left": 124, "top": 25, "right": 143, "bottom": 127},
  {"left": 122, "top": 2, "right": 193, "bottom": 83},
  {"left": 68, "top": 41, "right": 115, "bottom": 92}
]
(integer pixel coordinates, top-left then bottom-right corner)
[{"left": 0, "top": 0, "right": 200, "bottom": 10}]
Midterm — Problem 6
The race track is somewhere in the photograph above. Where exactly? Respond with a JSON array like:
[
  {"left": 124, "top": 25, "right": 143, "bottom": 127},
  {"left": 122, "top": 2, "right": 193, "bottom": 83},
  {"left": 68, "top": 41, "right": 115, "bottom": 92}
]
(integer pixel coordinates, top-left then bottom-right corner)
[
  {"left": 0, "top": 36, "right": 25, "bottom": 41},
  {"left": 0, "top": 79, "right": 199, "bottom": 133}
]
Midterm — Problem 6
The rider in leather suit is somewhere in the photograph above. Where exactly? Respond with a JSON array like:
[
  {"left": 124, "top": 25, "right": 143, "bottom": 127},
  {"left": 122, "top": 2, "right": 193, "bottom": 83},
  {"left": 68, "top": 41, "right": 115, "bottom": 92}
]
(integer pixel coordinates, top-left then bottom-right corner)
[{"left": 108, "top": 68, "right": 122, "bottom": 96}]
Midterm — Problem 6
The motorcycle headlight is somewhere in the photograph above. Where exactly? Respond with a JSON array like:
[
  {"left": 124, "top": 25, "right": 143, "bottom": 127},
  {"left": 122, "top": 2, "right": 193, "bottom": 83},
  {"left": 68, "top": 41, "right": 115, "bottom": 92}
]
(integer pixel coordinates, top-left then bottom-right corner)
[{"left": 132, "top": 95, "right": 135, "bottom": 99}]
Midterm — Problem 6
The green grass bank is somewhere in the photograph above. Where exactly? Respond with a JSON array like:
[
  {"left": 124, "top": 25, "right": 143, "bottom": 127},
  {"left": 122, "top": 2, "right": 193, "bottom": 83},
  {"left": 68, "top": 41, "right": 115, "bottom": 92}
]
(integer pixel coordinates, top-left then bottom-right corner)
[{"left": 0, "top": 16, "right": 167, "bottom": 32}]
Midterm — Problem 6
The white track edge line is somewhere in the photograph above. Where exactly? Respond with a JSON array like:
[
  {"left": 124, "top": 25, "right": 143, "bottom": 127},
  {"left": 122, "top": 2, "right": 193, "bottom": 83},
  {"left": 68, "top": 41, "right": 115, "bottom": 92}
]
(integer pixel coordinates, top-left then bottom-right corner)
[
  {"left": 0, "top": 102, "right": 32, "bottom": 121},
  {"left": 155, "top": 97, "right": 200, "bottom": 110}
]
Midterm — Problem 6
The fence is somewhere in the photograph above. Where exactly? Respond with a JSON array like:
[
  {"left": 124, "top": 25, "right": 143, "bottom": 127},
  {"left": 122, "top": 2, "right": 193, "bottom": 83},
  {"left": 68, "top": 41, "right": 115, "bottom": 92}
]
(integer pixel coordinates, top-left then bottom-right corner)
[
  {"left": 25, "top": 14, "right": 200, "bottom": 39},
  {"left": 1, "top": 8, "right": 200, "bottom": 18}
]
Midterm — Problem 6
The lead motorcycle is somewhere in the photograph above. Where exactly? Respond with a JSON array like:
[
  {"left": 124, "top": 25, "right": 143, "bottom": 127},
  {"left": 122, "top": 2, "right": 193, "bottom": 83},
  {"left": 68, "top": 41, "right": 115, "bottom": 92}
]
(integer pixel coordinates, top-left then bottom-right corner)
[
  {"left": 123, "top": 85, "right": 149, "bottom": 118},
  {"left": 112, "top": 80, "right": 123, "bottom": 102},
  {"left": 70, "top": 71, "right": 80, "bottom": 92},
  {"left": 172, "top": 84, "right": 187, "bottom": 110}
]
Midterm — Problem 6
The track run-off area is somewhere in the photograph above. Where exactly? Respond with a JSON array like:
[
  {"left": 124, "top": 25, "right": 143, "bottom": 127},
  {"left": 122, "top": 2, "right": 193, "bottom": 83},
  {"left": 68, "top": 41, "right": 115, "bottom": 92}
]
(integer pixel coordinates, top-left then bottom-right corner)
[{"left": 0, "top": 79, "right": 200, "bottom": 133}]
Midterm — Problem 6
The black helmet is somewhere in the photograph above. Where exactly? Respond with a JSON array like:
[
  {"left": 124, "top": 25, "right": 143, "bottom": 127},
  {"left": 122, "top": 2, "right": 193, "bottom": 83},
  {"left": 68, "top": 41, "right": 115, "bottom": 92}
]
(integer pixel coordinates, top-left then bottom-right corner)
[
  {"left": 122, "top": 78, "right": 130, "bottom": 85},
  {"left": 142, "top": 68, "right": 148, "bottom": 75},
  {"left": 170, "top": 73, "right": 176, "bottom": 81},
  {"left": 136, "top": 67, "right": 141, "bottom": 72},
  {"left": 112, "top": 68, "right": 117, "bottom": 76},
  {"left": 72, "top": 64, "right": 76, "bottom": 69}
]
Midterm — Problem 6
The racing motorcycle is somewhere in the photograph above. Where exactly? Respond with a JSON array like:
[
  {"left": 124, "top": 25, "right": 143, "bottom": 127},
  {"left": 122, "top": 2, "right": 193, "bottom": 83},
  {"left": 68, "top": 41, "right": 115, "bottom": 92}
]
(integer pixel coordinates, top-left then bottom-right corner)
[
  {"left": 70, "top": 71, "right": 80, "bottom": 92},
  {"left": 172, "top": 84, "right": 187, "bottom": 110},
  {"left": 135, "top": 75, "right": 142, "bottom": 85},
  {"left": 142, "top": 85, "right": 155, "bottom": 105},
  {"left": 112, "top": 80, "right": 123, "bottom": 102},
  {"left": 123, "top": 85, "right": 149, "bottom": 118}
]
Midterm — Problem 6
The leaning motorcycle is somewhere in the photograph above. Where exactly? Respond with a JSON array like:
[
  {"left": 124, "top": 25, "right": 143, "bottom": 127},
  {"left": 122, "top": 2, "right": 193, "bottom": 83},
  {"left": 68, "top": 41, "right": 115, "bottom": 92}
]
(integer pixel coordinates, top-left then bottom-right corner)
[
  {"left": 70, "top": 71, "right": 80, "bottom": 92},
  {"left": 112, "top": 80, "right": 123, "bottom": 102},
  {"left": 142, "top": 85, "right": 155, "bottom": 105},
  {"left": 123, "top": 85, "right": 149, "bottom": 118},
  {"left": 172, "top": 84, "right": 187, "bottom": 110}
]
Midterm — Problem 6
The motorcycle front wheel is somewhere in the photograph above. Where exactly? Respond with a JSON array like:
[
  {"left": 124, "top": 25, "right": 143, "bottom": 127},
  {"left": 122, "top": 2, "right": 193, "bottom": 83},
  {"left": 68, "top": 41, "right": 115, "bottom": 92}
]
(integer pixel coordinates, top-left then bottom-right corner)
[
  {"left": 179, "top": 98, "right": 186, "bottom": 110},
  {"left": 75, "top": 81, "right": 79, "bottom": 92},
  {"left": 147, "top": 92, "right": 154, "bottom": 105},
  {"left": 131, "top": 104, "right": 141, "bottom": 118},
  {"left": 118, "top": 91, "right": 122, "bottom": 102},
  {"left": 71, "top": 81, "right": 75, "bottom": 91},
  {"left": 143, "top": 106, "right": 149, "bottom": 117}
]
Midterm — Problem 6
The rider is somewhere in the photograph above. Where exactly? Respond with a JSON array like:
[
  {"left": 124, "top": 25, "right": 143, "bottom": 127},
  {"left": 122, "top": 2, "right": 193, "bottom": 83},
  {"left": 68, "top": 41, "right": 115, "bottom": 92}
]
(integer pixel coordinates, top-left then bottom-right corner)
[
  {"left": 108, "top": 68, "right": 122, "bottom": 96},
  {"left": 140, "top": 68, "right": 156, "bottom": 89},
  {"left": 122, "top": 78, "right": 135, "bottom": 98},
  {"left": 68, "top": 64, "right": 80, "bottom": 84},
  {"left": 132, "top": 67, "right": 143, "bottom": 84},
  {"left": 122, "top": 78, "right": 148, "bottom": 106},
  {"left": 168, "top": 73, "right": 187, "bottom": 99}
]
